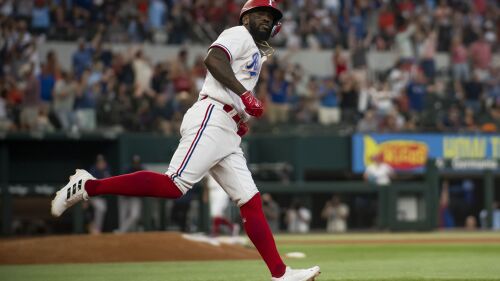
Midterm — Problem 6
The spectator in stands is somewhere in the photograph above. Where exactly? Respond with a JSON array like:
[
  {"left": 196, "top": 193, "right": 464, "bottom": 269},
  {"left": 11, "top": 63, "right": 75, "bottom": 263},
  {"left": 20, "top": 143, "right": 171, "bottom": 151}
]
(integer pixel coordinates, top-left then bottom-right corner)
[
  {"left": 469, "top": 32, "right": 492, "bottom": 76},
  {"left": 1, "top": 76, "right": 21, "bottom": 131},
  {"left": 38, "top": 63, "right": 55, "bottom": 103},
  {"left": 464, "top": 108, "right": 478, "bottom": 132},
  {"left": 267, "top": 68, "right": 292, "bottom": 124},
  {"left": 333, "top": 45, "right": 348, "bottom": 80},
  {"left": 107, "top": 15, "right": 128, "bottom": 43},
  {"left": 293, "top": 95, "right": 316, "bottom": 124},
  {"left": 406, "top": 70, "right": 427, "bottom": 114},
  {"left": 262, "top": 193, "right": 280, "bottom": 233},
  {"left": 439, "top": 180, "right": 454, "bottom": 228},
  {"left": 460, "top": 70, "right": 484, "bottom": 113},
  {"left": 53, "top": 71, "right": 77, "bottom": 131},
  {"left": 34, "top": 103, "right": 54, "bottom": 132},
  {"left": 339, "top": 72, "right": 360, "bottom": 122},
  {"left": 88, "top": 154, "right": 111, "bottom": 234},
  {"left": 450, "top": 36, "right": 470, "bottom": 82},
  {"left": 152, "top": 92, "right": 178, "bottom": 135},
  {"left": 52, "top": 5, "right": 70, "bottom": 41},
  {"left": 434, "top": 0, "right": 452, "bottom": 52},
  {"left": 317, "top": 77, "right": 340, "bottom": 125},
  {"left": 116, "top": 155, "right": 144, "bottom": 233},
  {"left": 486, "top": 68, "right": 500, "bottom": 105},
  {"left": 74, "top": 70, "right": 98, "bottom": 131},
  {"left": 171, "top": 48, "right": 192, "bottom": 95},
  {"left": 0, "top": 90, "right": 12, "bottom": 131},
  {"left": 87, "top": 61, "right": 104, "bottom": 89},
  {"left": 417, "top": 29, "right": 437, "bottom": 83},
  {"left": 132, "top": 49, "right": 153, "bottom": 96},
  {"left": 286, "top": 201, "right": 311, "bottom": 233},
  {"left": 45, "top": 50, "right": 62, "bottom": 80},
  {"left": 151, "top": 62, "right": 169, "bottom": 95},
  {"left": 19, "top": 63, "right": 41, "bottom": 130},
  {"left": 364, "top": 153, "right": 394, "bottom": 186},
  {"left": 148, "top": 0, "right": 167, "bottom": 32},
  {"left": 72, "top": 38, "right": 94, "bottom": 78},
  {"left": 377, "top": 3, "right": 396, "bottom": 39},
  {"left": 191, "top": 55, "right": 207, "bottom": 93},
  {"left": 14, "top": 0, "right": 33, "bottom": 22},
  {"left": 388, "top": 60, "right": 411, "bottom": 102},
  {"left": 1, "top": 0, "right": 499, "bottom": 135},
  {"left": 31, "top": 0, "right": 50, "bottom": 35},
  {"left": 350, "top": 36, "right": 369, "bottom": 81},
  {"left": 133, "top": 98, "right": 155, "bottom": 132},
  {"left": 128, "top": 14, "right": 150, "bottom": 43},
  {"left": 321, "top": 195, "right": 349, "bottom": 233},
  {"left": 369, "top": 81, "right": 394, "bottom": 118},
  {"left": 394, "top": 22, "right": 415, "bottom": 60},
  {"left": 437, "top": 104, "right": 464, "bottom": 132},
  {"left": 379, "top": 108, "right": 406, "bottom": 132},
  {"left": 357, "top": 109, "right": 378, "bottom": 132},
  {"left": 167, "top": 4, "right": 191, "bottom": 44}
]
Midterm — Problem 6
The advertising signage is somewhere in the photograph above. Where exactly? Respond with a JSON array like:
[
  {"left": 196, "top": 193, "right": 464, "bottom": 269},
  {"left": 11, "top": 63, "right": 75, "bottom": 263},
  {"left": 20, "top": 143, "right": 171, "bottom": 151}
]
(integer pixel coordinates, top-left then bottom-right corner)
[{"left": 352, "top": 134, "right": 500, "bottom": 173}]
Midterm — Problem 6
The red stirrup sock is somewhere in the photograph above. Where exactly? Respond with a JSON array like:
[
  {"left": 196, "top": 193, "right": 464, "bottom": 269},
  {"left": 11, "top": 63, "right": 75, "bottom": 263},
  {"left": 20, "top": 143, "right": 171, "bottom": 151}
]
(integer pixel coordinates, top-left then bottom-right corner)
[
  {"left": 85, "top": 171, "right": 183, "bottom": 198},
  {"left": 212, "top": 217, "right": 234, "bottom": 236},
  {"left": 240, "top": 193, "right": 286, "bottom": 278}
]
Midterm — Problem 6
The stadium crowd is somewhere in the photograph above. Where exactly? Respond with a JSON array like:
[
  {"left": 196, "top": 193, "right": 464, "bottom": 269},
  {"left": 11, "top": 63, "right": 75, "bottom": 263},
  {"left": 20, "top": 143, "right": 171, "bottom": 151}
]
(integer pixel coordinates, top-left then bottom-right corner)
[{"left": 0, "top": 0, "right": 499, "bottom": 134}]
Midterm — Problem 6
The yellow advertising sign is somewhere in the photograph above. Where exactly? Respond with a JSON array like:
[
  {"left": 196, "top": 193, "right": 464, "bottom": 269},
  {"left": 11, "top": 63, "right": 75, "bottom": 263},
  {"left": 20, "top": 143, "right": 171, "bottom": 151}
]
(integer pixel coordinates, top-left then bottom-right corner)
[{"left": 364, "top": 136, "right": 428, "bottom": 170}]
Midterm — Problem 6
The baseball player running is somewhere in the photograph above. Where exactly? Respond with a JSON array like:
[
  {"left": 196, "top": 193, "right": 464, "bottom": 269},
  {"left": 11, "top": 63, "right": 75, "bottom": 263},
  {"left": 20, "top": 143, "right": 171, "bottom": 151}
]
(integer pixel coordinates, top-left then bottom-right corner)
[{"left": 52, "top": 1, "right": 320, "bottom": 280}]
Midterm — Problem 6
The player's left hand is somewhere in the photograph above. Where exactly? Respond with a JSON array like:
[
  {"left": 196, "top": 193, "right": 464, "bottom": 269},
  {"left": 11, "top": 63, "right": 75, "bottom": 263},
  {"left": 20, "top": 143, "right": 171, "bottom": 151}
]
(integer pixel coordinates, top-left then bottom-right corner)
[
  {"left": 240, "top": 91, "right": 264, "bottom": 118},
  {"left": 237, "top": 122, "right": 249, "bottom": 137}
]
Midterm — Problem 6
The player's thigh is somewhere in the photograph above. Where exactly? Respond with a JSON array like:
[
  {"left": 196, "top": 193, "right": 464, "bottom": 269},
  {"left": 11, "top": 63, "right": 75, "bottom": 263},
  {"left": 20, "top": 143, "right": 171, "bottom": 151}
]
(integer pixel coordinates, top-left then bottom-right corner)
[
  {"left": 167, "top": 128, "right": 223, "bottom": 193},
  {"left": 209, "top": 149, "right": 258, "bottom": 207},
  {"left": 167, "top": 103, "right": 237, "bottom": 193}
]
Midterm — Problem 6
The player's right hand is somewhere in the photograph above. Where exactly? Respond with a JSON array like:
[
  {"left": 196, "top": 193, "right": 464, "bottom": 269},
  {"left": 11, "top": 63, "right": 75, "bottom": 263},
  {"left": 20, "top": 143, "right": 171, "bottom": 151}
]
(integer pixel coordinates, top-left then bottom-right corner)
[
  {"left": 240, "top": 91, "right": 264, "bottom": 118},
  {"left": 237, "top": 122, "right": 249, "bottom": 137}
]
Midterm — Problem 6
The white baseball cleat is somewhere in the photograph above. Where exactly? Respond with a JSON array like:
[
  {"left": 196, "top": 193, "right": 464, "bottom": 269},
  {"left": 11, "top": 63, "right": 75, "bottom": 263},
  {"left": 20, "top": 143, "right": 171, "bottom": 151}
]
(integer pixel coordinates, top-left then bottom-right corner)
[
  {"left": 271, "top": 266, "right": 321, "bottom": 281},
  {"left": 51, "top": 169, "right": 95, "bottom": 217}
]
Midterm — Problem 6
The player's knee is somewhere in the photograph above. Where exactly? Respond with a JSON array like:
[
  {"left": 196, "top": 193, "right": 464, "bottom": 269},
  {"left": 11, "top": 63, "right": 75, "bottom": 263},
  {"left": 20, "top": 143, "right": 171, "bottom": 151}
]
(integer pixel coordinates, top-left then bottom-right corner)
[{"left": 240, "top": 193, "right": 262, "bottom": 212}]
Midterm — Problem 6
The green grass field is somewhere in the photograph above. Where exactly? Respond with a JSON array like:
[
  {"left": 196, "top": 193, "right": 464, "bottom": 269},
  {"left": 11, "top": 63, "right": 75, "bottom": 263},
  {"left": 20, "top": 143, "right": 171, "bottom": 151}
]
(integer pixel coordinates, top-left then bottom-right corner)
[{"left": 1, "top": 232, "right": 500, "bottom": 281}]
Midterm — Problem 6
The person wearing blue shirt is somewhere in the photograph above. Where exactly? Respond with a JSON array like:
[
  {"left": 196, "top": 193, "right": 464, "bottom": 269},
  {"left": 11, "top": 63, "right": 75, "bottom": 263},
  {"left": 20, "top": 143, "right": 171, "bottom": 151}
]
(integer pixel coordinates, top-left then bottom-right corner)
[
  {"left": 31, "top": 2, "right": 50, "bottom": 34},
  {"left": 72, "top": 39, "right": 94, "bottom": 78},
  {"left": 406, "top": 72, "right": 427, "bottom": 113},
  {"left": 318, "top": 77, "right": 340, "bottom": 125},
  {"left": 74, "top": 71, "right": 98, "bottom": 131},
  {"left": 350, "top": 8, "right": 366, "bottom": 41},
  {"left": 148, "top": 0, "right": 167, "bottom": 30},
  {"left": 39, "top": 66, "right": 55, "bottom": 102},
  {"left": 267, "top": 68, "right": 291, "bottom": 124}
]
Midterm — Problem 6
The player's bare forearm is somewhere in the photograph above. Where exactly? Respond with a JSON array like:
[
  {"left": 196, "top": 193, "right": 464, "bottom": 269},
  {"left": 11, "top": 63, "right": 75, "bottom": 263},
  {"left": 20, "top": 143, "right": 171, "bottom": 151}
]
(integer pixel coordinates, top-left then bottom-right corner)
[{"left": 204, "top": 48, "right": 247, "bottom": 96}]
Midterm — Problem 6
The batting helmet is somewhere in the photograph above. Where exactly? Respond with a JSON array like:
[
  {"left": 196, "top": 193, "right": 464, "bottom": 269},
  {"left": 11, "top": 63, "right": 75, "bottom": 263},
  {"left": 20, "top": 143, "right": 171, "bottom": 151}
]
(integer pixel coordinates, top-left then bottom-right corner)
[{"left": 239, "top": 0, "right": 283, "bottom": 25}]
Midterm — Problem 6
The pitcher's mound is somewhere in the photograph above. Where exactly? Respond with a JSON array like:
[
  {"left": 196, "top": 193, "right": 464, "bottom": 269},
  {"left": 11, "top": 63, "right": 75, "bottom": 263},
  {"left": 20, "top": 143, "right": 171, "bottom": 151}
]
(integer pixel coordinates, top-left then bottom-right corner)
[{"left": 0, "top": 232, "right": 259, "bottom": 265}]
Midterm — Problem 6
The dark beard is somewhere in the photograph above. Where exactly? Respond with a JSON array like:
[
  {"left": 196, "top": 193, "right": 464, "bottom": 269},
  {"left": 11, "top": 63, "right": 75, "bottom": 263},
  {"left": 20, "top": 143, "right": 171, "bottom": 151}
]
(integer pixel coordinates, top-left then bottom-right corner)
[{"left": 249, "top": 18, "right": 272, "bottom": 42}]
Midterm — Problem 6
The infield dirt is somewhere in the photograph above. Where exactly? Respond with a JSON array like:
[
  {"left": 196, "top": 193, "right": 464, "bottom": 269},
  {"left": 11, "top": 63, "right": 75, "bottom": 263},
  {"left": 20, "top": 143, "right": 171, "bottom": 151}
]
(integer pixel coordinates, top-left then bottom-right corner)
[{"left": 0, "top": 232, "right": 259, "bottom": 265}]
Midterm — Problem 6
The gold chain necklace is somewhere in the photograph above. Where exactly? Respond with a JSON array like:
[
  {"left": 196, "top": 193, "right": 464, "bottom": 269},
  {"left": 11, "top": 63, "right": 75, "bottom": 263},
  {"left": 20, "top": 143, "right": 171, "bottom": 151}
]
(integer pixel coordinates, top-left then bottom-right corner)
[{"left": 256, "top": 40, "right": 275, "bottom": 58}]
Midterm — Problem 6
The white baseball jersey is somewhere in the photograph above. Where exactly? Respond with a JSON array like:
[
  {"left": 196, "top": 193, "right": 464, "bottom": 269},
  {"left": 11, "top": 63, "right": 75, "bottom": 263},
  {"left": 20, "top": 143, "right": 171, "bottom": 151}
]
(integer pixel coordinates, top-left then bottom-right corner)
[
  {"left": 166, "top": 25, "right": 264, "bottom": 207},
  {"left": 201, "top": 25, "right": 264, "bottom": 117}
]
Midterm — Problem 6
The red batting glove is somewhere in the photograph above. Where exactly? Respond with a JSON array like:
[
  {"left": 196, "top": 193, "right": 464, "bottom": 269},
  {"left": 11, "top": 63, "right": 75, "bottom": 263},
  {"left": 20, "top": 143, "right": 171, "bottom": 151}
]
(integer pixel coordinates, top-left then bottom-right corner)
[
  {"left": 240, "top": 91, "right": 264, "bottom": 118},
  {"left": 237, "top": 122, "right": 249, "bottom": 137}
]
